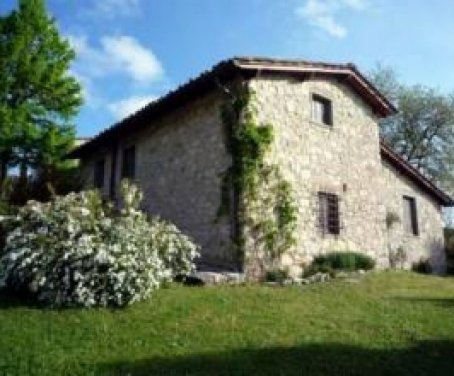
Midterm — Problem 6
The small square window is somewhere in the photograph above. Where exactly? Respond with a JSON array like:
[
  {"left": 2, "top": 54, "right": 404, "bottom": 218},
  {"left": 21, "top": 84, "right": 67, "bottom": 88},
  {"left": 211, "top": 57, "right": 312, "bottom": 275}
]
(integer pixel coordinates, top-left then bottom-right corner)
[
  {"left": 94, "top": 159, "right": 105, "bottom": 189},
  {"left": 312, "top": 94, "right": 333, "bottom": 126},
  {"left": 403, "top": 196, "right": 419, "bottom": 236},
  {"left": 122, "top": 145, "right": 136, "bottom": 179},
  {"left": 318, "top": 192, "right": 340, "bottom": 235}
]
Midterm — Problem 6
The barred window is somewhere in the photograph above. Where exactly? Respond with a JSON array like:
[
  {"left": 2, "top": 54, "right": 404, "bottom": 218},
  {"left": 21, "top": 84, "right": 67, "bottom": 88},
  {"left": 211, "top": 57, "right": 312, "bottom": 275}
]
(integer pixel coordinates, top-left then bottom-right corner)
[
  {"left": 121, "top": 145, "right": 136, "bottom": 179},
  {"left": 312, "top": 94, "right": 333, "bottom": 126},
  {"left": 318, "top": 192, "right": 340, "bottom": 235},
  {"left": 94, "top": 159, "right": 105, "bottom": 189}
]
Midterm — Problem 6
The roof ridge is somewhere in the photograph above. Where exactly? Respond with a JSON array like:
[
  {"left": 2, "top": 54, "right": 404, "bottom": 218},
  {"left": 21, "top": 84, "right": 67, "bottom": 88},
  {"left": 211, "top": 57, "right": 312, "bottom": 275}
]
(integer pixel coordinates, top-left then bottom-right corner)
[{"left": 231, "top": 55, "right": 352, "bottom": 69}]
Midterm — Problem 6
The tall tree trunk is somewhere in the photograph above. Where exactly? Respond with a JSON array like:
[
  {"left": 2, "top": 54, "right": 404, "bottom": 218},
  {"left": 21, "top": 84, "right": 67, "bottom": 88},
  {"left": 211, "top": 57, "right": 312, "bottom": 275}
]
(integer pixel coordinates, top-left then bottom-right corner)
[
  {"left": 0, "top": 153, "right": 8, "bottom": 183},
  {"left": 19, "top": 161, "right": 27, "bottom": 182}
]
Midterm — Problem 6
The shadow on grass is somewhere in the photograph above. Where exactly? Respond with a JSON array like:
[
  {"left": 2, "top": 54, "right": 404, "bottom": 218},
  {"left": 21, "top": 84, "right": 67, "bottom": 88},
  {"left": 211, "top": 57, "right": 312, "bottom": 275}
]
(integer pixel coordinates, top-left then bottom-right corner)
[
  {"left": 389, "top": 296, "right": 454, "bottom": 308},
  {"left": 99, "top": 340, "right": 454, "bottom": 376},
  {"left": 0, "top": 289, "right": 44, "bottom": 309}
]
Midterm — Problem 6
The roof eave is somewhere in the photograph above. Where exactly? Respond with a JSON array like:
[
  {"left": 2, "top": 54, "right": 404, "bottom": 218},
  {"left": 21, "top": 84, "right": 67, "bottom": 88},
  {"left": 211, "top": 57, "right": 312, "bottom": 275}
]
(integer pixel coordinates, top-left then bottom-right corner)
[{"left": 380, "top": 143, "right": 454, "bottom": 207}]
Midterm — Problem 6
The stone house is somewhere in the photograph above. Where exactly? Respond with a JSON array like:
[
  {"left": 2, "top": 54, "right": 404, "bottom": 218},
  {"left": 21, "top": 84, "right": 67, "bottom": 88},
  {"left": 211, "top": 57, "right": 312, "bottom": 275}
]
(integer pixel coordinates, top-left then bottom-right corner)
[{"left": 70, "top": 57, "right": 453, "bottom": 277}]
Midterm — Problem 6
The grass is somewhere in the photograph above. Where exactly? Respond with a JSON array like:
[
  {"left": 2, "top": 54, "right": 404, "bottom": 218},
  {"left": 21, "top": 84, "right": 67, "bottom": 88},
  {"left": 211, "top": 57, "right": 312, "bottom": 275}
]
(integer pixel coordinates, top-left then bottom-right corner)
[{"left": 0, "top": 272, "right": 454, "bottom": 375}]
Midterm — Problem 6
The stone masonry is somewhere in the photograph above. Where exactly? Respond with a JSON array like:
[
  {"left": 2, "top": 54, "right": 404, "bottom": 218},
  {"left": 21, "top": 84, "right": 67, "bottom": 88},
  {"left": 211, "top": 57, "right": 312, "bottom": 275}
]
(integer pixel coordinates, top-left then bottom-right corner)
[
  {"left": 81, "top": 92, "right": 235, "bottom": 270},
  {"left": 78, "top": 59, "right": 449, "bottom": 277},
  {"left": 249, "top": 76, "right": 446, "bottom": 276}
]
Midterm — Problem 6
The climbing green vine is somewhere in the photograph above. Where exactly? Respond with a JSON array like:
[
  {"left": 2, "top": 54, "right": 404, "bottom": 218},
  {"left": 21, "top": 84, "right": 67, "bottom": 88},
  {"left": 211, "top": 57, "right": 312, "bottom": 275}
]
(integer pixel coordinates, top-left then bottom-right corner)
[{"left": 218, "top": 82, "right": 298, "bottom": 267}]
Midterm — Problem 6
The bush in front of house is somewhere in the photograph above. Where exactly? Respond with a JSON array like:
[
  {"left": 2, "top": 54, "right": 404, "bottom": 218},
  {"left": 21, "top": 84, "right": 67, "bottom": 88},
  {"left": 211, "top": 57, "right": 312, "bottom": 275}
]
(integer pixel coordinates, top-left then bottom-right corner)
[
  {"left": 304, "top": 251, "right": 375, "bottom": 277},
  {"left": 0, "top": 199, "right": 17, "bottom": 255},
  {"left": 264, "top": 268, "right": 289, "bottom": 283},
  {"left": 0, "top": 181, "right": 199, "bottom": 307},
  {"left": 412, "top": 258, "right": 432, "bottom": 274}
]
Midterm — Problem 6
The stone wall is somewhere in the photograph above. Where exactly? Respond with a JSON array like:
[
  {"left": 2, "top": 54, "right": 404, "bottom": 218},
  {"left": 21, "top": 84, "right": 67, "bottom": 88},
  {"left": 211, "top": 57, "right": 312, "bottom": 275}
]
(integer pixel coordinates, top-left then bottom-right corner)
[
  {"left": 80, "top": 146, "right": 112, "bottom": 197},
  {"left": 81, "top": 92, "right": 236, "bottom": 270},
  {"left": 80, "top": 74, "right": 447, "bottom": 277},
  {"left": 381, "top": 160, "right": 446, "bottom": 273},
  {"left": 249, "top": 75, "right": 446, "bottom": 276}
]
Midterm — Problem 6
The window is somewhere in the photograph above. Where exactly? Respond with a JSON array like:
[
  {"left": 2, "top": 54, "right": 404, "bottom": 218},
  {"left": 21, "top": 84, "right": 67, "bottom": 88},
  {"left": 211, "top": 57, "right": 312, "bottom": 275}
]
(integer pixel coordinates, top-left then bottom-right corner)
[
  {"left": 311, "top": 94, "right": 333, "bottom": 126},
  {"left": 94, "top": 159, "right": 105, "bottom": 189},
  {"left": 121, "top": 145, "right": 136, "bottom": 179},
  {"left": 318, "top": 192, "right": 340, "bottom": 235},
  {"left": 403, "top": 196, "right": 419, "bottom": 235}
]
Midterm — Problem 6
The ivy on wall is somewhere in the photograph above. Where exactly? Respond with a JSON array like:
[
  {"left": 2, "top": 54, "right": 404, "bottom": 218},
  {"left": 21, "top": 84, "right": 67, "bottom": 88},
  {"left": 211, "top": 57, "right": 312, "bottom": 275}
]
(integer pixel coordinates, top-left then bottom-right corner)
[{"left": 218, "top": 82, "right": 298, "bottom": 269}]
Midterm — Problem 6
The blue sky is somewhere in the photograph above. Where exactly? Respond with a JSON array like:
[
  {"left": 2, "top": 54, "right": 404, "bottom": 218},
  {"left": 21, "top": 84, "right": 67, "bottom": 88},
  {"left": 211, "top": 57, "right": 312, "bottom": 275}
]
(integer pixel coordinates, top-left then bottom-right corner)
[{"left": 1, "top": 0, "right": 454, "bottom": 137}]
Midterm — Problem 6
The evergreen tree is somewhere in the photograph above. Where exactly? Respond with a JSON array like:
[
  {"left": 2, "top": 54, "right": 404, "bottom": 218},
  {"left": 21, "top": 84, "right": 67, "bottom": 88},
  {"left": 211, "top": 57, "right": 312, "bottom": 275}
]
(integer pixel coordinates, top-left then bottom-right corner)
[{"left": 0, "top": 0, "right": 82, "bottom": 185}]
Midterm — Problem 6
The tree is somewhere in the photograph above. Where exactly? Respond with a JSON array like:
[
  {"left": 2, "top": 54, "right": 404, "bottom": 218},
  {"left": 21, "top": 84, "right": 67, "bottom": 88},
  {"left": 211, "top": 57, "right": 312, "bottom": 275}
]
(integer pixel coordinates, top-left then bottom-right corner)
[
  {"left": 0, "top": 0, "right": 82, "bottom": 187},
  {"left": 369, "top": 64, "right": 454, "bottom": 195}
]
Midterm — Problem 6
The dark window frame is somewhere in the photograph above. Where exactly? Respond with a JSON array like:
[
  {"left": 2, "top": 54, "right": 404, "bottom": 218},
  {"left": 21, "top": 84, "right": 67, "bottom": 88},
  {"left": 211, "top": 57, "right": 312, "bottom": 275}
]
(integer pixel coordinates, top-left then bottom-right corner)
[
  {"left": 403, "top": 196, "right": 419, "bottom": 236},
  {"left": 318, "top": 192, "right": 340, "bottom": 235},
  {"left": 94, "top": 158, "right": 105, "bottom": 189},
  {"left": 311, "top": 93, "right": 333, "bottom": 126},
  {"left": 121, "top": 145, "right": 136, "bottom": 180}
]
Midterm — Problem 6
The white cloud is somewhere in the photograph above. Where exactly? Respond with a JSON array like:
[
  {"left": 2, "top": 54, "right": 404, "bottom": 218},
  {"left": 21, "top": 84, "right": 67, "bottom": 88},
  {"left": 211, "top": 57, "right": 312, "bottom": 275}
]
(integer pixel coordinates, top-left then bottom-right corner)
[
  {"left": 295, "top": 0, "right": 367, "bottom": 38},
  {"left": 102, "top": 36, "right": 163, "bottom": 82},
  {"left": 85, "top": 0, "right": 142, "bottom": 18},
  {"left": 68, "top": 34, "right": 164, "bottom": 118},
  {"left": 68, "top": 34, "right": 164, "bottom": 84},
  {"left": 107, "top": 95, "right": 158, "bottom": 119}
]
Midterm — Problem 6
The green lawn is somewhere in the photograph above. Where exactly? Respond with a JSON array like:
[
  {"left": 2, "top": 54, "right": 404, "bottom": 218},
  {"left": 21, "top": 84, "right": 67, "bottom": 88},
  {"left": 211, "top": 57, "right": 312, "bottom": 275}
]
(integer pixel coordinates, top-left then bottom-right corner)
[{"left": 1, "top": 272, "right": 454, "bottom": 376}]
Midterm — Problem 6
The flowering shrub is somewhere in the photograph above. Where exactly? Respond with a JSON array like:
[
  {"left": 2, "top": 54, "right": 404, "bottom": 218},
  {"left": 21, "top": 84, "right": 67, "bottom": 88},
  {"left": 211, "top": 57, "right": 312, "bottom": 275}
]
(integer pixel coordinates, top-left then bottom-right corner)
[{"left": 0, "top": 181, "right": 199, "bottom": 307}]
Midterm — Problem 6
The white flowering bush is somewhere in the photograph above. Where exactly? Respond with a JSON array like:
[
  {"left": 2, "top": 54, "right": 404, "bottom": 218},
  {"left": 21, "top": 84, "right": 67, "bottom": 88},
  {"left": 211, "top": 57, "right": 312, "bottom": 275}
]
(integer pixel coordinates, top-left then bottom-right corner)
[{"left": 0, "top": 181, "right": 199, "bottom": 307}]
